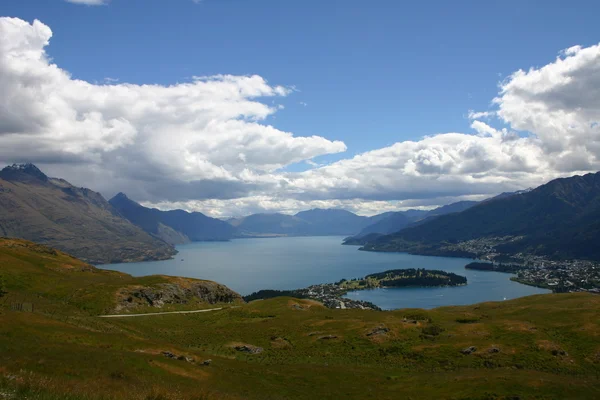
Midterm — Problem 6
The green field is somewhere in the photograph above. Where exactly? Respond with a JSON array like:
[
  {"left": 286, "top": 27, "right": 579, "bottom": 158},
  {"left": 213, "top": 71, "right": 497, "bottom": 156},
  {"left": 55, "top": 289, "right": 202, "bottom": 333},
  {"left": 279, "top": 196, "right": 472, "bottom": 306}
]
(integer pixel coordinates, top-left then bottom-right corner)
[{"left": 1, "top": 239, "right": 599, "bottom": 399}]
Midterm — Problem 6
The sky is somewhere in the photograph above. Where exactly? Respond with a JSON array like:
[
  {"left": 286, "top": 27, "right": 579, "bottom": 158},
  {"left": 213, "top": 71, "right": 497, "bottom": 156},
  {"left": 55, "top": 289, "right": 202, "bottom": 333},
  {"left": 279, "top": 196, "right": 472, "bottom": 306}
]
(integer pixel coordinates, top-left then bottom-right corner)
[{"left": 1, "top": 0, "right": 600, "bottom": 217}]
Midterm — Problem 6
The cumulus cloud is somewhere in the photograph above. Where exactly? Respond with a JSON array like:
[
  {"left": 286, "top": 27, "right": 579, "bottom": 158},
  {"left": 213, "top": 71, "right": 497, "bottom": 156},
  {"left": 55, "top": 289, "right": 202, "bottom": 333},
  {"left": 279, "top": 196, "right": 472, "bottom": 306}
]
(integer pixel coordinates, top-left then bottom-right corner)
[
  {"left": 272, "top": 42, "right": 600, "bottom": 211},
  {"left": 495, "top": 43, "right": 600, "bottom": 171},
  {"left": 1, "top": 16, "right": 600, "bottom": 217},
  {"left": 0, "top": 17, "right": 345, "bottom": 202}
]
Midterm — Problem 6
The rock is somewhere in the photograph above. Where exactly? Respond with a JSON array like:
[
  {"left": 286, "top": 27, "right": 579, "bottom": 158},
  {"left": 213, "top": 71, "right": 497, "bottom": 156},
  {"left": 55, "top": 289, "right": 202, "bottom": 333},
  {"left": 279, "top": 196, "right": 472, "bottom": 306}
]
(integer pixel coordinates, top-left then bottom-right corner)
[
  {"left": 292, "top": 303, "right": 306, "bottom": 311},
  {"left": 551, "top": 349, "right": 567, "bottom": 356},
  {"left": 202, "top": 359, "right": 212, "bottom": 366},
  {"left": 235, "top": 345, "right": 263, "bottom": 354},
  {"left": 367, "top": 326, "right": 389, "bottom": 337},
  {"left": 270, "top": 336, "right": 292, "bottom": 348},
  {"left": 461, "top": 346, "right": 477, "bottom": 355},
  {"left": 307, "top": 332, "right": 323, "bottom": 337},
  {"left": 161, "top": 351, "right": 176, "bottom": 359},
  {"left": 319, "top": 335, "right": 338, "bottom": 340},
  {"left": 488, "top": 347, "right": 500, "bottom": 353},
  {"left": 185, "top": 357, "right": 195, "bottom": 363},
  {"left": 177, "top": 355, "right": 186, "bottom": 361},
  {"left": 117, "top": 278, "right": 243, "bottom": 312}
]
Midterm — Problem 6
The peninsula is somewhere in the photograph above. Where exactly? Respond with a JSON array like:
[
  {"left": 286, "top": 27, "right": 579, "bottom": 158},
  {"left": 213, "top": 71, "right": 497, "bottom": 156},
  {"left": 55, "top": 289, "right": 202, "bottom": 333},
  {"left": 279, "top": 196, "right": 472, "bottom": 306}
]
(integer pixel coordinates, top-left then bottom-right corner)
[{"left": 244, "top": 268, "right": 467, "bottom": 310}]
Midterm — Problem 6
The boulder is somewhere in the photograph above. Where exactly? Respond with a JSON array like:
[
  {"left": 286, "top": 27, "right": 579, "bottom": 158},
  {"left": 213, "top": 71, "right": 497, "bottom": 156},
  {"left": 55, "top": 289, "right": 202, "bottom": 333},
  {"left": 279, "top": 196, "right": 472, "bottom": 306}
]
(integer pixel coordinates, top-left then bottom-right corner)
[
  {"left": 319, "top": 335, "right": 338, "bottom": 340},
  {"left": 461, "top": 346, "right": 477, "bottom": 355},
  {"left": 235, "top": 345, "right": 263, "bottom": 354},
  {"left": 367, "top": 326, "right": 389, "bottom": 337}
]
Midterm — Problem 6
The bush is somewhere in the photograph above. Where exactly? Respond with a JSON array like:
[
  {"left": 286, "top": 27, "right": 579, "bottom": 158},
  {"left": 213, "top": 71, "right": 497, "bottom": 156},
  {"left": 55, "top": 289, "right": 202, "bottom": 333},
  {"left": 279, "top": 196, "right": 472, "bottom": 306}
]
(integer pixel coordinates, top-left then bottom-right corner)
[{"left": 421, "top": 324, "right": 445, "bottom": 337}]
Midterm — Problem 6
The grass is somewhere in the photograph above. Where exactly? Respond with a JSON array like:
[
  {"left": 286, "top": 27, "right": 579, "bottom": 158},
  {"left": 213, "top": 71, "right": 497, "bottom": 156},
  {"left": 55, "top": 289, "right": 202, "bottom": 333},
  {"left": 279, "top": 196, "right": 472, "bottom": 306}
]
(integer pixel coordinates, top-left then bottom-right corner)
[{"left": 1, "top": 238, "right": 599, "bottom": 399}]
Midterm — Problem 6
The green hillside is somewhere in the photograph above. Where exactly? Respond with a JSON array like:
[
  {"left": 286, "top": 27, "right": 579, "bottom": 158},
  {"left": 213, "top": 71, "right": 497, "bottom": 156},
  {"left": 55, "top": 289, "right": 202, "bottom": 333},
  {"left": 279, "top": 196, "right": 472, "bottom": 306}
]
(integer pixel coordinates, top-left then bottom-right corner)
[{"left": 1, "top": 239, "right": 599, "bottom": 399}]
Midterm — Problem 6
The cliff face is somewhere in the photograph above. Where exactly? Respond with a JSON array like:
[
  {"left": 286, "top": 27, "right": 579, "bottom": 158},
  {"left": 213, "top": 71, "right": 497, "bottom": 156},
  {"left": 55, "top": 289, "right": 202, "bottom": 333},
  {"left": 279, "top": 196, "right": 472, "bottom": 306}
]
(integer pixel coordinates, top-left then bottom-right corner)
[
  {"left": 0, "top": 238, "right": 244, "bottom": 315},
  {"left": 0, "top": 164, "right": 176, "bottom": 264},
  {"left": 115, "top": 277, "right": 244, "bottom": 312}
]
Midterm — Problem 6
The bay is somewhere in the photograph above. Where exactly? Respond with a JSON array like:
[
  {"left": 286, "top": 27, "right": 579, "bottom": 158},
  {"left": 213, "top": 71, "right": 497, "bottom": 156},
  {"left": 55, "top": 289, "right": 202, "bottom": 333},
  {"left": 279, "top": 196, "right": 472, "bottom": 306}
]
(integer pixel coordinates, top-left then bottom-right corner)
[{"left": 99, "top": 236, "right": 550, "bottom": 310}]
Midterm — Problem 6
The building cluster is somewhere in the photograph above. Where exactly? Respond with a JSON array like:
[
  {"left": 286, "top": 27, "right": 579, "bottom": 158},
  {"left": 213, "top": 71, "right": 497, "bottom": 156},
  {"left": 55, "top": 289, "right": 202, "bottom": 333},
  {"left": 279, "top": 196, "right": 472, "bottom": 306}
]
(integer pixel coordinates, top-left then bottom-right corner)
[
  {"left": 298, "top": 283, "right": 381, "bottom": 310},
  {"left": 445, "top": 236, "right": 600, "bottom": 293}
]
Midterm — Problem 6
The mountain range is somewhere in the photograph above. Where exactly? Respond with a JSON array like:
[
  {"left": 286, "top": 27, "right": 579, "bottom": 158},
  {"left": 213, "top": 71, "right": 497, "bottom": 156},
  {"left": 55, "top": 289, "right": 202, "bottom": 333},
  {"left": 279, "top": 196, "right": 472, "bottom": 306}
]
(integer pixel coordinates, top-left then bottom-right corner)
[
  {"left": 362, "top": 172, "right": 600, "bottom": 261},
  {"left": 109, "top": 193, "right": 236, "bottom": 244},
  {"left": 0, "top": 164, "right": 175, "bottom": 264},
  {"left": 227, "top": 208, "right": 373, "bottom": 237},
  {"left": 349, "top": 201, "right": 478, "bottom": 239},
  {"left": 226, "top": 203, "right": 480, "bottom": 238},
  {"left": 5, "top": 163, "right": 600, "bottom": 263}
]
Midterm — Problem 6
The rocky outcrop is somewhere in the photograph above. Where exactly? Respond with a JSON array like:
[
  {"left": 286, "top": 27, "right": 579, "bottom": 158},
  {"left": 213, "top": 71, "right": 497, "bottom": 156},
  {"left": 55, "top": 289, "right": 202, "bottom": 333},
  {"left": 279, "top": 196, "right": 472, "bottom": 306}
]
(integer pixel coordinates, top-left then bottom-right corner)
[
  {"left": 235, "top": 345, "right": 263, "bottom": 354},
  {"left": 461, "top": 346, "right": 477, "bottom": 355},
  {"left": 116, "top": 277, "right": 243, "bottom": 311}
]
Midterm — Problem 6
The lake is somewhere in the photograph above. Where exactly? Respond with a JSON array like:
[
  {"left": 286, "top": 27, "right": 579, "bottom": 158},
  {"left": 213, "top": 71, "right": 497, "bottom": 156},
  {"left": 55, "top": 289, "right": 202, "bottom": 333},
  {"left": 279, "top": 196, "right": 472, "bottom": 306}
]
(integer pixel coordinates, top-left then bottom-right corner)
[{"left": 99, "top": 236, "right": 550, "bottom": 310}]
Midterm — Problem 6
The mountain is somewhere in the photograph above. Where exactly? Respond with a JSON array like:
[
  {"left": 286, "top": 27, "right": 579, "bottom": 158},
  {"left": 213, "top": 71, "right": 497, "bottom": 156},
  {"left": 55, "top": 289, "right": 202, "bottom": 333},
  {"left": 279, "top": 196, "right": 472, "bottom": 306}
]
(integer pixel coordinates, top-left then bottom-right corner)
[
  {"left": 229, "top": 208, "right": 371, "bottom": 236},
  {"left": 354, "top": 212, "right": 413, "bottom": 237},
  {"left": 109, "top": 193, "right": 237, "bottom": 244},
  {"left": 294, "top": 208, "right": 370, "bottom": 235},
  {"left": 423, "top": 200, "right": 478, "bottom": 218},
  {"left": 350, "top": 201, "right": 478, "bottom": 240},
  {"left": 229, "top": 213, "right": 311, "bottom": 236},
  {"left": 0, "top": 164, "right": 176, "bottom": 264},
  {"left": 363, "top": 172, "right": 600, "bottom": 260}
]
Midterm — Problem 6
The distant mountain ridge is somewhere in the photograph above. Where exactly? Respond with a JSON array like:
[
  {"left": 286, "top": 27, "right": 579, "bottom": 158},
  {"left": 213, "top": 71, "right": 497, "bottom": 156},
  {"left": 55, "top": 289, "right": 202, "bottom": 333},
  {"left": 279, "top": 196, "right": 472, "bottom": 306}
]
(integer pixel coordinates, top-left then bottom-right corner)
[
  {"left": 227, "top": 208, "right": 384, "bottom": 237},
  {"left": 0, "top": 164, "right": 176, "bottom": 264},
  {"left": 228, "top": 208, "right": 372, "bottom": 236},
  {"left": 362, "top": 172, "right": 600, "bottom": 261},
  {"left": 109, "top": 193, "right": 237, "bottom": 244},
  {"left": 347, "top": 201, "right": 479, "bottom": 241}
]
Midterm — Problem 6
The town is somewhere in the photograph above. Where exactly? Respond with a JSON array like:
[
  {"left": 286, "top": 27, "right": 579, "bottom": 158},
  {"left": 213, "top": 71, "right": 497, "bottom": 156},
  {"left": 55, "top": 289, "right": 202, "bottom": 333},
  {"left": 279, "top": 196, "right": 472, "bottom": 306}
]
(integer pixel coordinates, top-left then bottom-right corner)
[{"left": 447, "top": 236, "right": 600, "bottom": 293}]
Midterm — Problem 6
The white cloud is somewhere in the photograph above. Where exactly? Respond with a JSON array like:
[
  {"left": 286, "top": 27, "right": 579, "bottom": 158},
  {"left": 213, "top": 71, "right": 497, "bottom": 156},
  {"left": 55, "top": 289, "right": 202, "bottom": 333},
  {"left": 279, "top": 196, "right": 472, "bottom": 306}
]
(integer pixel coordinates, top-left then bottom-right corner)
[
  {"left": 65, "top": 0, "right": 109, "bottom": 5},
  {"left": 467, "top": 110, "right": 495, "bottom": 119},
  {"left": 1, "top": 17, "right": 600, "bottom": 217},
  {"left": 0, "top": 17, "right": 345, "bottom": 201},
  {"left": 494, "top": 43, "right": 600, "bottom": 171},
  {"left": 271, "top": 42, "right": 600, "bottom": 209}
]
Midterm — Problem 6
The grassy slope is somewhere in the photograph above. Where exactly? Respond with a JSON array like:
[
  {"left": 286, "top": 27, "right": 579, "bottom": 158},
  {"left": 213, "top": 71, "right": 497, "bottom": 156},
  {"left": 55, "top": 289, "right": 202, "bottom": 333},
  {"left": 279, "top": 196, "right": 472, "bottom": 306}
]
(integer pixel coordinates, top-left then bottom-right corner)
[{"left": 1, "top": 240, "right": 599, "bottom": 400}]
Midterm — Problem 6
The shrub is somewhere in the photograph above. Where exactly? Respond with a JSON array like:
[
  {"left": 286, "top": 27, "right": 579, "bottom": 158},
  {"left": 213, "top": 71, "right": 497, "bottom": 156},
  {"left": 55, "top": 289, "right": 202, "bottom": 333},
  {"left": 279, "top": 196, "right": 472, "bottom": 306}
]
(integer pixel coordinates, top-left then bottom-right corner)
[{"left": 421, "top": 324, "right": 445, "bottom": 337}]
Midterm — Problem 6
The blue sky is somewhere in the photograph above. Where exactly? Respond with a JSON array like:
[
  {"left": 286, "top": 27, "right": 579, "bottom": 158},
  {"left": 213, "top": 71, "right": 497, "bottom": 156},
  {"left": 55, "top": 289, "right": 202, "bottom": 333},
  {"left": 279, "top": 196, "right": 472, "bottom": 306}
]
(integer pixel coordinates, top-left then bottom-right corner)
[
  {"left": 5, "top": 0, "right": 599, "bottom": 158},
  {"left": 1, "top": 0, "right": 600, "bottom": 216}
]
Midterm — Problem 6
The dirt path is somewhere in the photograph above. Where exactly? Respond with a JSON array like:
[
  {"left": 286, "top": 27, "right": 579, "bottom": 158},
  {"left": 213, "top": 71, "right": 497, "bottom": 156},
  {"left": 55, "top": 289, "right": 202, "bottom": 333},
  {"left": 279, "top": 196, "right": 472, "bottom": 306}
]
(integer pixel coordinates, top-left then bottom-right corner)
[{"left": 98, "top": 306, "right": 235, "bottom": 318}]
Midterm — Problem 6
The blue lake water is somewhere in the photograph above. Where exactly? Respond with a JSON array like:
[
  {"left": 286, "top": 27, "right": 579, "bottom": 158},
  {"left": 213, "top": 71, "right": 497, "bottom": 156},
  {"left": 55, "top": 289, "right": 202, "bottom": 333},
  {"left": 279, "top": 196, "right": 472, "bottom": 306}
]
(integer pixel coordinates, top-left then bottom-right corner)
[{"left": 99, "top": 236, "right": 550, "bottom": 310}]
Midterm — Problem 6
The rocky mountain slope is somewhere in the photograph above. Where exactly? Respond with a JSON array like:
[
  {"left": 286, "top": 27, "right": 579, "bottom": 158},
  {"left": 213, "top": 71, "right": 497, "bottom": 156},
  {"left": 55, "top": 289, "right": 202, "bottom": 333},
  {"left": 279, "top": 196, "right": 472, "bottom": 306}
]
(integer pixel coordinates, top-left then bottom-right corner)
[
  {"left": 347, "top": 201, "right": 479, "bottom": 240},
  {"left": 363, "top": 172, "right": 600, "bottom": 260},
  {"left": 0, "top": 164, "right": 176, "bottom": 264},
  {"left": 109, "top": 192, "right": 237, "bottom": 244}
]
